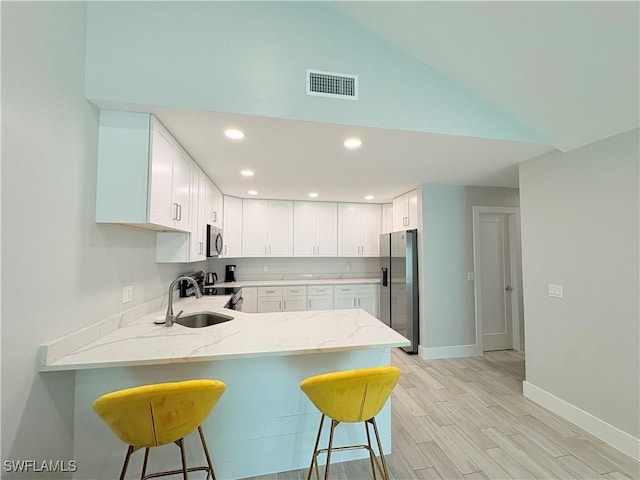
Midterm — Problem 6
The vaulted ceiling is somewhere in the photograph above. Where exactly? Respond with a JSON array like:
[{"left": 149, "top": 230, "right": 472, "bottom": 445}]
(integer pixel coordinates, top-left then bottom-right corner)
[{"left": 88, "top": 2, "right": 639, "bottom": 202}]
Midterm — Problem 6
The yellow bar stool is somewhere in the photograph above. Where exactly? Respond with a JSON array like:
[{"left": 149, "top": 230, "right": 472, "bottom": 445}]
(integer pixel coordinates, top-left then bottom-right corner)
[
  {"left": 92, "top": 379, "right": 225, "bottom": 480},
  {"left": 300, "top": 366, "right": 401, "bottom": 480}
]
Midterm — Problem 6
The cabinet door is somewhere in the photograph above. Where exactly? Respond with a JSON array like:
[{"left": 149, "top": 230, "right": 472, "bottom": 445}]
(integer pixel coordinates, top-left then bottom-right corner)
[
  {"left": 172, "top": 148, "right": 192, "bottom": 232},
  {"left": 360, "top": 204, "right": 381, "bottom": 256},
  {"left": 337, "top": 204, "right": 361, "bottom": 256},
  {"left": 223, "top": 195, "right": 243, "bottom": 257},
  {"left": 308, "top": 295, "right": 334, "bottom": 311},
  {"left": 357, "top": 293, "right": 378, "bottom": 318},
  {"left": 242, "top": 199, "right": 269, "bottom": 256},
  {"left": 393, "top": 195, "right": 408, "bottom": 231},
  {"left": 189, "top": 167, "right": 207, "bottom": 261},
  {"left": 258, "top": 297, "right": 282, "bottom": 313},
  {"left": 335, "top": 294, "right": 357, "bottom": 310},
  {"left": 148, "top": 124, "right": 175, "bottom": 229},
  {"left": 240, "top": 287, "right": 258, "bottom": 313},
  {"left": 407, "top": 190, "right": 418, "bottom": 229},
  {"left": 382, "top": 203, "right": 394, "bottom": 234},
  {"left": 293, "top": 202, "right": 317, "bottom": 257},
  {"left": 208, "top": 182, "right": 223, "bottom": 229},
  {"left": 316, "top": 202, "right": 338, "bottom": 256},
  {"left": 283, "top": 296, "right": 307, "bottom": 312},
  {"left": 268, "top": 201, "right": 294, "bottom": 257}
]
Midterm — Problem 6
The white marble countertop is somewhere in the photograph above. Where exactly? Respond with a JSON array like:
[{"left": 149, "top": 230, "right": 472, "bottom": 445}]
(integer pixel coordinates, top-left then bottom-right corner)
[{"left": 39, "top": 296, "right": 408, "bottom": 371}]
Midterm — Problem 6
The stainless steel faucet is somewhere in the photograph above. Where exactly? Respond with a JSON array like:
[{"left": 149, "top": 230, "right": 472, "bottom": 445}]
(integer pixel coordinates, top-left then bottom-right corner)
[{"left": 166, "top": 276, "right": 202, "bottom": 326}]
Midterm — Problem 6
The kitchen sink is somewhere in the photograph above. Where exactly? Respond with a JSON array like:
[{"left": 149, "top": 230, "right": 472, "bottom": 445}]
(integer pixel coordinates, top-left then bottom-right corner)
[{"left": 174, "top": 311, "right": 234, "bottom": 328}]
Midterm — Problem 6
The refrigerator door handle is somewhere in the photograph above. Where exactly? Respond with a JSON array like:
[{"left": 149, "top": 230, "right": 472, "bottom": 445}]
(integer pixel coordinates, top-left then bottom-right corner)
[{"left": 381, "top": 267, "right": 388, "bottom": 287}]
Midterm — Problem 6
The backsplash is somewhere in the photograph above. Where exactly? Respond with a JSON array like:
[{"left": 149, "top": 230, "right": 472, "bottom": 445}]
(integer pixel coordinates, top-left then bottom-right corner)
[{"left": 207, "top": 257, "right": 380, "bottom": 282}]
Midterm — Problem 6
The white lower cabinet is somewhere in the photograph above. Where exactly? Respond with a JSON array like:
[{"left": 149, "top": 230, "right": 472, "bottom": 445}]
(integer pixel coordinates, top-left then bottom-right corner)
[
  {"left": 257, "top": 286, "right": 307, "bottom": 313},
  {"left": 307, "top": 285, "right": 334, "bottom": 310},
  {"left": 240, "top": 287, "right": 257, "bottom": 313},
  {"left": 333, "top": 284, "right": 379, "bottom": 318}
]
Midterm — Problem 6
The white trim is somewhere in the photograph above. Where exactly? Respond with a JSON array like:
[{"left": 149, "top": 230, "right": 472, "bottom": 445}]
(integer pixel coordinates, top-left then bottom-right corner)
[
  {"left": 419, "top": 344, "right": 482, "bottom": 360},
  {"left": 472, "top": 206, "right": 523, "bottom": 352},
  {"left": 523, "top": 381, "right": 640, "bottom": 461}
]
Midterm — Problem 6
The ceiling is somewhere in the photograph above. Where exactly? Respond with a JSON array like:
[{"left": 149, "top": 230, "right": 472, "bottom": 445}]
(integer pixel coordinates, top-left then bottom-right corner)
[{"left": 109, "top": 2, "right": 638, "bottom": 203}]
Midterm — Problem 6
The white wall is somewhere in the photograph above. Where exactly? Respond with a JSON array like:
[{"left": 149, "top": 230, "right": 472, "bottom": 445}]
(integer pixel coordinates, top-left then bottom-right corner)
[
  {"left": 519, "top": 129, "right": 639, "bottom": 443},
  {"left": 419, "top": 185, "right": 520, "bottom": 356},
  {"left": 1, "top": 3, "right": 202, "bottom": 474},
  {"left": 208, "top": 256, "right": 379, "bottom": 282}
]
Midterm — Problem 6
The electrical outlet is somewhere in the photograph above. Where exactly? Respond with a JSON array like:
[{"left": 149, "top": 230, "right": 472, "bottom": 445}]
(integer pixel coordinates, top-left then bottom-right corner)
[
  {"left": 346, "top": 263, "right": 351, "bottom": 272},
  {"left": 122, "top": 285, "right": 133, "bottom": 304},
  {"left": 263, "top": 265, "right": 268, "bottom": 273},
  {"left": 548, "top": 283, "right": 563, "bottom": 298}
]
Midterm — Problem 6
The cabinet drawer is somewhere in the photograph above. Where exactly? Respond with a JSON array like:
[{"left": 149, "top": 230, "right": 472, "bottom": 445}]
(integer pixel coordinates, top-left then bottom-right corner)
[
  {"left": 258, "top": 287, "right": 283, "bottom": 297},
  {"left": 308, "top": 285, "right": 333, "bottom": 295},
  {"left": 334, "top": 284, "right": 377, "bottom": 295},
  {"left": 283, "top": 286, "right": 307, "bottom": 296}
]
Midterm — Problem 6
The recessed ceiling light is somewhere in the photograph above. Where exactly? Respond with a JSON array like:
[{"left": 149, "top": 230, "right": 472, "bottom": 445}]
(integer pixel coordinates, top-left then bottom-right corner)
[
  {"left": 344, "top": 137, "right": 362, "bottom": 149},
  {"left": 308, "top": 192, "right": 319, "bottom": 198},
  {"left": 224, "top": 128, "right": 245, "bottom": 140},
  {"left": 364, "top": 195, "right": 374, "bottom": 200},
  {"left": 247, "top": 190, "right": 258, "bottom": 196},
  {"left": 240, "top": 169, "right": 255, "bottom": 177}
]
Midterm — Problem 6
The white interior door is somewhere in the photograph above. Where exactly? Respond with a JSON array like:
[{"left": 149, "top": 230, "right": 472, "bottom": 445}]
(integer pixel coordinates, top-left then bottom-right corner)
[{"left": 479, "top": 213, "right": 513, "bottom": 351}]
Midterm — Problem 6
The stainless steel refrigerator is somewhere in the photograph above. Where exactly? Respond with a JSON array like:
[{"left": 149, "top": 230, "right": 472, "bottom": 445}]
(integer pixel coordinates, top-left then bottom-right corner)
[{"left": 379, "top": 229, "right": 419, "bottom": 354}]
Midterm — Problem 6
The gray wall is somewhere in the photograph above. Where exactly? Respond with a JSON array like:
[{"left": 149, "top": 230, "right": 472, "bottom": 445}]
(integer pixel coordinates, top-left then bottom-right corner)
[
  {"left": 1, "top": 3, "right": 200, "bottom": 474},
  {"left": 519, "top": 129, "right": 639, "bottom": 438},
  {"left": 420, "top": 185, "right": 520, "bottom": 350}
]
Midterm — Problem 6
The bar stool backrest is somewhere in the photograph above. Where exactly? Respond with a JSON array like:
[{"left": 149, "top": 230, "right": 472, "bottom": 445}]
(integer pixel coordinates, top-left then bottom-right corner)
[
  {"left": 300, "top": 366, "right": 400, "bottom": 423},
  {"left": 93, "top": 379, "right": 226, "bottom": 449}
]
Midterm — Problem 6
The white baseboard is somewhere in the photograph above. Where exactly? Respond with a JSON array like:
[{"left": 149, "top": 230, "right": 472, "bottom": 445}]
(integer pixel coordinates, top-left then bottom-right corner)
[
  {"left": 523, "top": 381, "right": 640, "bottom": 461},
  {"left": 419, "top": 344, "right": 482, "bottom": 360}
]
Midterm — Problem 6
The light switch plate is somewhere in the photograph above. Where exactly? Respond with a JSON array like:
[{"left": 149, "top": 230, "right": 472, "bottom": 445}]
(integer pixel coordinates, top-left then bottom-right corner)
[
  {"left": 548, "top": 283, "right": 563, "bottom": 298},
  {"left": 467, "top": 272, "right": 476, "bottom": 281},
  {"left": 122, "top": 285, "right": 133, "bottom": 304}
]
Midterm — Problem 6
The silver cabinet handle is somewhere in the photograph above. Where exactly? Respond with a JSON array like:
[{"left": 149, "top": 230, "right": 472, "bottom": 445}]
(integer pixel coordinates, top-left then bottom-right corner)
[
  {"left": 213, "top": 211, "right": 217, "bottom": 223},
  {"left": 199, "top": 241, "right": 203, "bottom": 255},
  {"left": 353, "top": 298, "right": 356, "bottom": 307},
  {"left": 178, "top": 204, "right": 182, "bottom": 221},
  {"left": 173, "top": 203, "right": 179, "bottom": 220},
  {"left": 308, "top": 299, "right": 311, "bottom": 309},
  {"left": 279, "top": 300, "right": 282, "bottom": 310},
  {"left": 269, "top": 245, "right": 272, "bottom": 255},
  {"left": 283, "top": 300, "right": 286, "bottom": 310},
  {"left": 224, "top": 245, "right": 227, "bottom": 255}
]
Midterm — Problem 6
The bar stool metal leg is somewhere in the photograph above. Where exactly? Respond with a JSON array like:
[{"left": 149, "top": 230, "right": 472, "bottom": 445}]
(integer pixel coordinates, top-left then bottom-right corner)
[
  {"left": 323, "top": 420, "right": 338, "bottom": 480},
  {"left": 370, "top": 418, "right": 391, "bottom": 480},
  {"left": 364, "top": 421, "right": 378, "bottom": 480},
  {"left": 120, "top": 445, "right": 134, "bottom": 480},
  {"left": 197, "top": 426, "right": 215, "bottom": 480},
  {"left": 140, "top": 447, "right": 150, "bottom": 480},
  {"left": 307, "top": 414, "right": 326, "bottom": 480}
]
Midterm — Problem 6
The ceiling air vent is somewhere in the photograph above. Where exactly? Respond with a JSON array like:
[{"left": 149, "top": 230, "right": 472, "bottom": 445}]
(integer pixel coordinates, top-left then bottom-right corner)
[{"left": 306, "top": 69, "right": 358, "bottom": 100}]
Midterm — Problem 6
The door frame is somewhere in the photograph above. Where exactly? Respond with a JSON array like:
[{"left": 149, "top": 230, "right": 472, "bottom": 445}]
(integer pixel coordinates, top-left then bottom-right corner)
[{"left": 472, "top": 206, "right": 524, "bottom": 352}]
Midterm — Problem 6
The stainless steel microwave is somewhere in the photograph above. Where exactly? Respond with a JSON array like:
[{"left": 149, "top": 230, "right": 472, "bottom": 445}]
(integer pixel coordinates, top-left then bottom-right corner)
[{"left": 206, "top": 225, "right": 223, "bottom": 257}]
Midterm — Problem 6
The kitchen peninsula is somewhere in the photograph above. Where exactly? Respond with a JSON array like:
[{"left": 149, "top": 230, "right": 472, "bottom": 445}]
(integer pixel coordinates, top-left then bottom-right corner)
[{"left": 39, "top": 295, "right": 409, "bottom": 479}]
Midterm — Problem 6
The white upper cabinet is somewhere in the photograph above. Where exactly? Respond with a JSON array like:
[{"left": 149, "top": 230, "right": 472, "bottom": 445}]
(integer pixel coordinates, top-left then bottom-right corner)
[
  {"left": 381, "top": 203, "right": 394, "bottom": 234},
  {"left": 337, "top": 203, "right": 381, "bottom": 257},
  {"left": 96, "top": 110, "right": 192, "bottom": 232},
  {"left": 293, "top": 202, "right": 337, "bottom": 257},
  {"left": 222, "top": 195, "right": 242, "bottom": 258},
  {"left": 206, "top": 181, "right": 223, "bottom": 229},
  {"left": 189, "top": 166, "right": 208, "bottom": 262},
  {"left": 393, "top": 189, "right": 418, "bottom": 231},
  {"left": 155, "top": 163, "right": 206, "bottom": 263},
  {"left": 242, "top": 199, "right": 294, "bottom": 257}
]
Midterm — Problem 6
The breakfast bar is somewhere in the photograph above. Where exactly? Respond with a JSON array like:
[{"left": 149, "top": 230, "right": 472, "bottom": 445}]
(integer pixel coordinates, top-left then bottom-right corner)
[{"left": 39, "top": 296, "right": 409, "bottom": 479}]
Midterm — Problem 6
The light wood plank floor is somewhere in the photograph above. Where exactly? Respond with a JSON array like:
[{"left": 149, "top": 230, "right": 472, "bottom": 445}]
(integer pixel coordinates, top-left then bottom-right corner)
[{"left": 244, "top": 349, "right": 639, "bottom": 480}]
